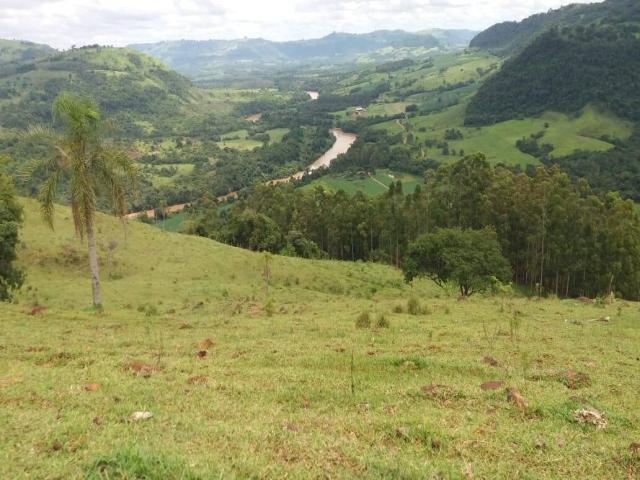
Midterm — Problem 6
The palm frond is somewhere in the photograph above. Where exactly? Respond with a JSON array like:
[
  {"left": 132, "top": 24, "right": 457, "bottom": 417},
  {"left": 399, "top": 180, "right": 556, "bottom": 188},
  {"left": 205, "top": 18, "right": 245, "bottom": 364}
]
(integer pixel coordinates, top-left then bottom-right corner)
[
  {"left": 17, "top": 125, "right": 68, "bottom": 182},
  {"left": 20, "top": 124, "right": 59, "bottom": 143},
  {"left": 68, "top": 170, "right": 96, "bottom": 239},
  {"left": 53, "top": 92, "right": 100, "bottom": 141},
  {"left": 93, "top": 144, "right": 139, "bottom": 217},
  {"left": 38, "top": 169, "right": 62, "bottom": 229}
]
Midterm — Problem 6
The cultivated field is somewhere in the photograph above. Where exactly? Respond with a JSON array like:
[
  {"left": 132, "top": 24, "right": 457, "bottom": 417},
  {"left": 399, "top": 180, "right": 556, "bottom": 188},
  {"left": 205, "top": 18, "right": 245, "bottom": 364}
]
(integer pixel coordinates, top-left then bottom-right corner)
[
  {"left": 304, "top": 169, "right": 421, "bottom": 196},
  {"left": 1, "top": 199, "right": 639, "bottom": 479},
  {"left": 373, "top": 104, "right": 633, "bottom": 166}
]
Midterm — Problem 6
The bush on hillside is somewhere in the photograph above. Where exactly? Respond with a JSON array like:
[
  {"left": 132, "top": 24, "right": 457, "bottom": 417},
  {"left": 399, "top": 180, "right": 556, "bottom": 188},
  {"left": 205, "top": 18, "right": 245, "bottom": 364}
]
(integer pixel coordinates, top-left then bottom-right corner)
[
  {"left": 403, "top": 228, "right": 512, "bottom": 296},
  {"left": 0, "top": 164, "right": 24, "bottom": 300}
]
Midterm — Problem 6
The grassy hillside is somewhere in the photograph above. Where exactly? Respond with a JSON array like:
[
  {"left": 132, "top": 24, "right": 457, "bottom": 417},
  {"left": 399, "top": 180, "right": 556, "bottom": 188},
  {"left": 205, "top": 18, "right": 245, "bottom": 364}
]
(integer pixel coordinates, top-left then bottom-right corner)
[
  {"left": 1, "top": 198, "right": 639, "bottom": 478},
  {"left": 371, "top": 104, "right": 632, "bottom": 166}
]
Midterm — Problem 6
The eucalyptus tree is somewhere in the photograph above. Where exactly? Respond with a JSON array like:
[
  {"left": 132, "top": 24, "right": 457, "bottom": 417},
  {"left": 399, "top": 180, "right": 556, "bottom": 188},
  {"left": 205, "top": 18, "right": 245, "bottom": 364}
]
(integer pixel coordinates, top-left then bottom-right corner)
[{"left": 26, "top": 93, "right": 137, "bottom": 308}]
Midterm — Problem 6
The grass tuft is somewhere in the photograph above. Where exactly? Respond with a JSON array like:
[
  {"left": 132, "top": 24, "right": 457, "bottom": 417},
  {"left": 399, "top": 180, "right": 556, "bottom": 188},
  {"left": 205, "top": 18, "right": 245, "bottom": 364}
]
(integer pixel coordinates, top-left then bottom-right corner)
[{"left": 84, "top": 449, "right": 202, "bottom": 480}]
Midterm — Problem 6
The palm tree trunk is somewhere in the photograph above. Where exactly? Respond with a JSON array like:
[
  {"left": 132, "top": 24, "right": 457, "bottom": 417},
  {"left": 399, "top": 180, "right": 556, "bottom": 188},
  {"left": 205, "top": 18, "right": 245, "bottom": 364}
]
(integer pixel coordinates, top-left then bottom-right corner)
[{"left": 86, "top": 220, "right": 102, "bottom": 307}]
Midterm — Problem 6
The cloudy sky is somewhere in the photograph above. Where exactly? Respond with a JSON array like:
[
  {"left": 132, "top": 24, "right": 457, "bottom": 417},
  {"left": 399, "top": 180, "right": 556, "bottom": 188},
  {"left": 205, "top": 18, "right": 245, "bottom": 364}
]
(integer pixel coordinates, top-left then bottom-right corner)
[{"left": 1, "top": 0, "right": 597, "bottom": 48}]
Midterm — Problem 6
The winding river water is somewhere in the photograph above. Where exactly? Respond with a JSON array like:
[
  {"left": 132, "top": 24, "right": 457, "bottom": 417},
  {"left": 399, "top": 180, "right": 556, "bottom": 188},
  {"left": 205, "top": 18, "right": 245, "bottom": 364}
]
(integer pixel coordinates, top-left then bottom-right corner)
[{"left": 126, "top": 127, "right": 357, "bottom": 220}]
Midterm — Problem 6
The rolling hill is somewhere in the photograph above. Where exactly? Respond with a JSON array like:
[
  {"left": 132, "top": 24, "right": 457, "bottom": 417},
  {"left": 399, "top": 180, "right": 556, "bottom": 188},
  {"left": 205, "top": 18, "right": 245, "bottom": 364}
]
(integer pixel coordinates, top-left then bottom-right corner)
[
  {"left": 0, "top": 44, "right": 195, "bottom": 133},
  {"left": 1, "top": 197, "right": 638, "bottom": 478}
]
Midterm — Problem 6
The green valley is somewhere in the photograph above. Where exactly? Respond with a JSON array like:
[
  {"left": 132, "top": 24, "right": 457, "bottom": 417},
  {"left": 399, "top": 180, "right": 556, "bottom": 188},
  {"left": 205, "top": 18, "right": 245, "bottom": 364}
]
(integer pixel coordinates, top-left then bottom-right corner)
[{"left": 2, "top": 1, "right": 640, "bottom": 478}]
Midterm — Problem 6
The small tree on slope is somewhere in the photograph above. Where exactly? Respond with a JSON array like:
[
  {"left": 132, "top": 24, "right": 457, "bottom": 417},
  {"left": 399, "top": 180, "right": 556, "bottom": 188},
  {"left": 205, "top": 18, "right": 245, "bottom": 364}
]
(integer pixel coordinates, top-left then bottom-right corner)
[{"left": 403, "top": 227, "right": 512, "bottom": 296}]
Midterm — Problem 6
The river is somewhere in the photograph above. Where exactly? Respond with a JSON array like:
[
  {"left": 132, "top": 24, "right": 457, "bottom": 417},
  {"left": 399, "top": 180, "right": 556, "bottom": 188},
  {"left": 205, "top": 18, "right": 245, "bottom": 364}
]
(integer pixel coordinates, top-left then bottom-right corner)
[
  {"left": 126, "top": 127, "right": 356, "bottom": 220},
  {"left": 268, "top": 128, "right": 356, "bottom": 185}
]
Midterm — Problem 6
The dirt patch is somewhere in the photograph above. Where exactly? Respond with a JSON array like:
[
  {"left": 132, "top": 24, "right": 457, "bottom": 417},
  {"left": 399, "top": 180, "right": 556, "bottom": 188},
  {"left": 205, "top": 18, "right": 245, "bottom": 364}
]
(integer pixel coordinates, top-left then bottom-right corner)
[
  {"left": 483, "top": 356, "right": 499, "bottom": 367},
  {"left": 420, "top": 384, "right": 455, "bottom": 401},
  {"left": 36, "top": 351, "right": 76, "bottom": 366},
  {"left": 556, "top": 369, "right": 591, "bottom": 389},
  {"left": 480, "top": 380, "right": 504, "bottom": 391},
  {"left": 198, "top": 339, "right": 215, "bottom": 350},
  {"left": 28, "top": 305, "right": 48, "bottom": 316},
  {"left": 26, "top": 346, "right": 49, "bottom": 352},
  {"left": 187, "top": 375, "right": 208, "bottom": 385},
  {"left": 125, "top": 361, "right": 156, "bottom": 377}
]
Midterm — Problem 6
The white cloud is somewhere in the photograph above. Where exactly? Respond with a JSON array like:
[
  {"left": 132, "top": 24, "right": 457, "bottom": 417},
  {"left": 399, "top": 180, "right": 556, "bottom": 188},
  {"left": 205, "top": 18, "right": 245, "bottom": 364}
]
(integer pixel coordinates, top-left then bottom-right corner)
[{"left": 0, "top": 0, "right": 598, "bottom": 49}]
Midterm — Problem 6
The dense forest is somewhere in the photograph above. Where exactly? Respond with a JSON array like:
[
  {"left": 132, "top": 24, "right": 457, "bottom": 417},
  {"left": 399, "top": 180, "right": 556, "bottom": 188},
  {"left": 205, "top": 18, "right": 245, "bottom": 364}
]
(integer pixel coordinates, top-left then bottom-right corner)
[
  {"left": 466, "top": 27, "right": 640, "bottom": 125},
  {"left": 187, "top": 155, "right": 640, "bottom": 300},
  {"left": 469, "top": 0, "right": 640, "bottom": 54},
  {"left": 543, "top": 132, "right": 640, "bottom": 201}
]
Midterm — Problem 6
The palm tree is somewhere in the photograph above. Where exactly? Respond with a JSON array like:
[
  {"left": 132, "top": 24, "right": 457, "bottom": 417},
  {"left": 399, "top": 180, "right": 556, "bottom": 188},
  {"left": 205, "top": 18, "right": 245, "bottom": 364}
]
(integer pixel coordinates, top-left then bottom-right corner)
[{"left": 25, "top": 92, "right": 137, "bottom": 308}]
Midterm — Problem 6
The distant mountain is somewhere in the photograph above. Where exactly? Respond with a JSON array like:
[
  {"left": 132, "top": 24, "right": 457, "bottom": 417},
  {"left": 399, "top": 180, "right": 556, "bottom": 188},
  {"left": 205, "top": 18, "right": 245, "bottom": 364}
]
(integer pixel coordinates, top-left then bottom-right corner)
[
  {"left": 129, "top": 30, "right": 467, "bottom": 78},
  {"left": 470, "top": 0, "right": 639, "bottom": 55},
  {"left": 0, "top": 45, "right": 194, "bottom": 132},
  {"left": 419, "top": 29, "right": 478, "bottom": 48},
  {"left": 0, "top": 39, "right": 57, "bottom": 66}
]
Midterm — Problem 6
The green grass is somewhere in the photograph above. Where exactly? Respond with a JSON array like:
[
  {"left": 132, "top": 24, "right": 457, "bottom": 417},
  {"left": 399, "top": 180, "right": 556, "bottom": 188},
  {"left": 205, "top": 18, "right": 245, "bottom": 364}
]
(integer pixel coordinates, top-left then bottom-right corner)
[
  {"left": 374, "top": 104, "right": 633, "bottom": 166},
  {"left": 266, "top": 128, "right": 290, "bottom": 143},
  {"left": 155, "top": 211, "right": 189, "bottom": 232},
  {"left": 329, "top": 52, "right": 498, "bottom": 121},
  {"left": 217, "top": 128, "right": 290, "bottom": 150},
  {"left": 144, "top": 164, "right": 195, "bottom": 187},
  {"left": 303, "top": 170, "right": 421, "bottom": 196},
  {"left": 1, "top": 198, "right": 639, "bottom": 479}
]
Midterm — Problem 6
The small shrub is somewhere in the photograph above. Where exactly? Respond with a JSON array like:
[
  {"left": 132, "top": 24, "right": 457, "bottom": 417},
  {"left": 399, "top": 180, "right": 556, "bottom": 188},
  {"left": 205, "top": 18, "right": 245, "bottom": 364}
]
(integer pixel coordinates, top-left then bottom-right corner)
[
  {"left": 392, "top": 304, "right": 404, "bottom": 314},
  {"left": 356, "top": 311, "right": 371, "bottom": 328},
  {"left": 376, "top": 313, "right": 390, "bottom": 328},
  {"left": 137, "top": 304, "right": 159, "bottom": 316},
  {"left": 407, "top": 297, "right": 422, "bottom": 315},
  {"left": 265, "top": 299, "right": 275, "bottom": 317}
]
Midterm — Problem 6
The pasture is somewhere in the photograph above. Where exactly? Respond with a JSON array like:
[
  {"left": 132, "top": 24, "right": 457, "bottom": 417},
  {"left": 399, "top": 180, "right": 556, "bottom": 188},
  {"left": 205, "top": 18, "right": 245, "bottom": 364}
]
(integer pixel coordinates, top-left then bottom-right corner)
[{"left": 1, "top": 199, "right": 639, "bottom": 478}]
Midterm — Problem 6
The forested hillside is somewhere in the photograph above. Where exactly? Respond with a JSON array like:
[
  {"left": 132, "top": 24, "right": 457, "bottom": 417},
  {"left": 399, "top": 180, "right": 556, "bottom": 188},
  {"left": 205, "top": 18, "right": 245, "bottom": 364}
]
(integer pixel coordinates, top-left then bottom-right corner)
[
  {"left": 470, "top": 0, "right": 640, "bottom": 55},
  {"left": 0, "top": 45, "right": 194, "bottom": 132},
  {"left": 466, "top": 27, "right": 640, "bottom": 125}
]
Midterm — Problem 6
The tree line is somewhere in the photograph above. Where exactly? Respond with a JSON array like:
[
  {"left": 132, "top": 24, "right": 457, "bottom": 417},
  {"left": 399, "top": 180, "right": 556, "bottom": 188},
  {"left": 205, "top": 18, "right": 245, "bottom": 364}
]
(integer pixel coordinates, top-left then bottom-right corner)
[{"left": 187, "top": 154, "right": 640, "bottom": 300}]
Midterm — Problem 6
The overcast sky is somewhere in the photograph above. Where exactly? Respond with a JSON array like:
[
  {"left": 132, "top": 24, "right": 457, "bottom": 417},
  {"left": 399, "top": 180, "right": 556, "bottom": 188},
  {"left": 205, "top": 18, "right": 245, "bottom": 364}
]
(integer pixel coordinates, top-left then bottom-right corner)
[{"left": 1, "top": 0, "right": 598, "bottom": 49}]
